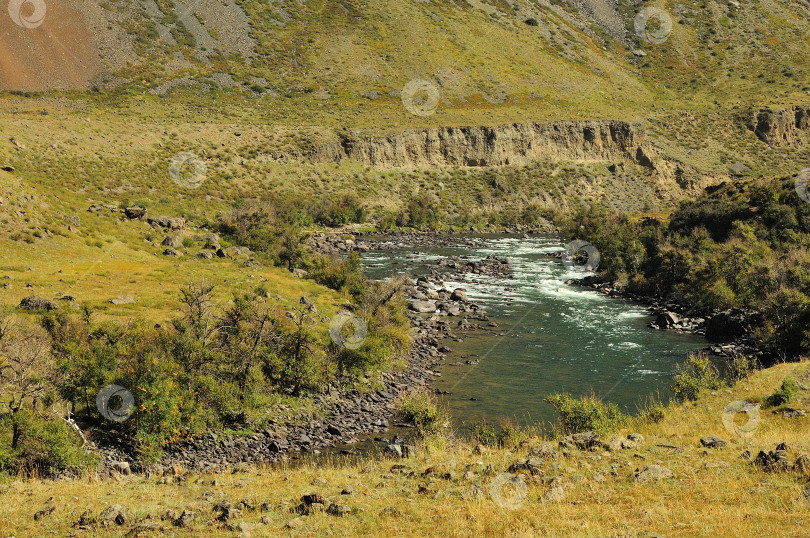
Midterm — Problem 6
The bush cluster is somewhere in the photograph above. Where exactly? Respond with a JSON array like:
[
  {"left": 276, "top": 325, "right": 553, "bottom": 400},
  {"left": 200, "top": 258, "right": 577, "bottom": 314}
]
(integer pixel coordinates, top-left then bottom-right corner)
[
  {"left": 0, "top": 275, "right": 409, "bottom": 470},
  {"left": 673, "top": 354, "right": 722, "bottom": 401},
  {"left": 765, "top": 378, "right": 799, "bottom": 408},
  {"left": 544, "top": 393, "right": 626, "bottom": 435},
  {"left": 397, "top": 390, "right": 447, "bottom": 435},
  {"left": 557, "top": 177, "right": 810, "bottom": 359}
]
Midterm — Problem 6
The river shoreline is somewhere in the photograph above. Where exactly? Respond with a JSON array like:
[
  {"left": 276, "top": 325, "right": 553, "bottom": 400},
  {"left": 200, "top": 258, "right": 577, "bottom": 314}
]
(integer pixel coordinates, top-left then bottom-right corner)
[{"left": 88, "top": 233, "right": 534, "bottom": 476}]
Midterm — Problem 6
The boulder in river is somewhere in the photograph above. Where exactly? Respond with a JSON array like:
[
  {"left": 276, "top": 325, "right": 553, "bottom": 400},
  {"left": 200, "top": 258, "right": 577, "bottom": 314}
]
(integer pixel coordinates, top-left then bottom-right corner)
[
  {"left": 654, "top": 311, "right": 680, "bottom": 328},
  {"left": 450, "top": 289, "right": 468, "bottom": 302}
]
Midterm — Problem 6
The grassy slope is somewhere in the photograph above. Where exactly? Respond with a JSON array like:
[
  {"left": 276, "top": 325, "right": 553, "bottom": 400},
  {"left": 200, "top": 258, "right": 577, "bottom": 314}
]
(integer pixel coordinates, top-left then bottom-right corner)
[
  {"left": 1, "top": 361, "right": 807, "bottom": 536},
  {"left": 0, "top": 165, "right": 343, "bottom": 324}
]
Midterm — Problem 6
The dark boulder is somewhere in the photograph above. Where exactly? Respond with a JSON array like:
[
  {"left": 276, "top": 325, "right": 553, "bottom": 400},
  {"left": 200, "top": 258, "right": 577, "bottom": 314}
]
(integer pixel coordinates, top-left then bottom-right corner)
[
  {"left": 706, "top": 310, "right": 750, "bottom": 340},
  {"left": 654, "top": 311, "right": 680, "bottom": 328},
  {"left": 124, "top": 207, "right": 147, "bottom": 220},
  {"left": 19, "top": 295, "right": 59, "bottom": 311}
]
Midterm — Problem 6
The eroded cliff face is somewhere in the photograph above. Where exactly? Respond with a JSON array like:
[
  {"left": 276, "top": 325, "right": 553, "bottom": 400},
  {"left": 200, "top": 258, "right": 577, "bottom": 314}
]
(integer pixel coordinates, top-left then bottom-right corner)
[
  {"left": 749, "top": 106, "right": 810, "bottom": 146},
  {"left": 292, "top": 121, "right": 661, "bottom": 169}
]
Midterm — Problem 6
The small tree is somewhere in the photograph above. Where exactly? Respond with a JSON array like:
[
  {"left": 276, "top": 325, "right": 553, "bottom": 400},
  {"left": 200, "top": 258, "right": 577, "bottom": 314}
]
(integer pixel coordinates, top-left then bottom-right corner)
[
  {"left": 172, "top": 281, "right": 221, "bottom": 373},
  {"left": 278, "top": 223, "right": 309, "bottom": 271},
  {"left": 263, "top": 305, "right": 324, "bottom": 396},
  {"left": 219, "top": 293, "right": 278, "bottom": 400},
  {"left": 0, "top": 314, "right": 54, "bottom": 449},
  {"left": 42, "top": 312, "right": 120, "bottom": 420}
]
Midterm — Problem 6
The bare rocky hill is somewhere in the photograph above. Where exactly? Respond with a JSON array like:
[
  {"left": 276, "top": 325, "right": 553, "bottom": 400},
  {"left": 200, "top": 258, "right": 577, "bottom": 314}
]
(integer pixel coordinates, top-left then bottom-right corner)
[{"left": 0, "top": 0, "right": 255, "bottom": 91}]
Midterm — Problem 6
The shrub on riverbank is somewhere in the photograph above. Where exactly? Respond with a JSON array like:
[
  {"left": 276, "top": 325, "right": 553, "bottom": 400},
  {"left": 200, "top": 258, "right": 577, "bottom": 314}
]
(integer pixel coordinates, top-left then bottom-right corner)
[
  {"left": 471, "top": 422, "right": 524, "bottom": 448},
  {"left": 636, "top": 393, "right": 667, "bottom": 424},
  {"left": 544, "top": 393, "right": 626, "bottom": 435},
  {"left": 673, "top": 354, "right": 722, "bottom": 401},
  {"left": 1, "top": 274, "right": 410, "bottom": 470},
  {"left": 556, "top": 177, "right": 810, "bottom": 360},
  {"left": 397, "top": 390, "right": 448, "bottom": 435}
]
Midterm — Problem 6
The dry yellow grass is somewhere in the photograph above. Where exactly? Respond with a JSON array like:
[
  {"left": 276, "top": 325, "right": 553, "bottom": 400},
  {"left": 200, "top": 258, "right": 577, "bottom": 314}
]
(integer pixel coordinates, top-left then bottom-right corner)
[{"left": 0, "top": 361, "right": 807, "bottom": 537}]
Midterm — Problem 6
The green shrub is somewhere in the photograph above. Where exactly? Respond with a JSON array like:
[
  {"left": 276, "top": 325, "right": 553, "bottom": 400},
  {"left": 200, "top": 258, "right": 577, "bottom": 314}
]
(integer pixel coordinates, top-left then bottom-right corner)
[
  {"left": 191, "top": 375, "right": 243, "bottom": 425},
  {"left": 0, "top": 412, "right": 96, "bottom": 475},
  {"left": 306, "top": 252, "right": 365, "bottom": 298},
  {"left": 471, "top": 421, "right": 523, "bottom": 448},
  {"left": 310, "top": 193, "right": 366, "bottom": 227},
  {"left": 406, "top": 193, "right": 440, "bottom": 229},
  {"left": 544, "top": 393, "right": 626, "bottom": 435},
  {"left": 636, "top": 394, "right": 666, "bottom": 424},
  {"left": 397, "top": 390, "right": 446, "bottom": 435},
  {"left": 765, "top": 378, "right": 799, "bottom": 407},
  {"left": 122, "top": 344, "right": 202, "bottom": 464},
  {"left": 0, "top": 440, "right": 15, "bottom": 474},
  {"left": 376, "top": 211, "right": 397, "bottom": 232},
  {"left": 673, "top": 354, "right": 722, "bottom": 401}
]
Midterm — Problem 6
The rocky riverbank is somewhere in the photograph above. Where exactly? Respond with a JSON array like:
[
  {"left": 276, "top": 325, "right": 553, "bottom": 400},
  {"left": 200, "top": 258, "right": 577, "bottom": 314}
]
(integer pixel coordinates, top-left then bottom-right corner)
[
  {"left": 90, "top": 230, "right": 745, "bottom": 478},
  {"left": 307, "top": 225, "right": 553, "bottom": 256},
  {"left": 92, "top": 326, "right": 446, "bottom": 476},
  {"left": 90, "top": 240, "right": 508, "bottom": 477}
]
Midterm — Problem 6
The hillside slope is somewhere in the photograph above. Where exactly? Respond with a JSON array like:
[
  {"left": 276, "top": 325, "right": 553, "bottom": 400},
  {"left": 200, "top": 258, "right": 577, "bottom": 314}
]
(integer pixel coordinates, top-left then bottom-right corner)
[{"left": 3, "top": 0, "right": 809, "bottom": 113}]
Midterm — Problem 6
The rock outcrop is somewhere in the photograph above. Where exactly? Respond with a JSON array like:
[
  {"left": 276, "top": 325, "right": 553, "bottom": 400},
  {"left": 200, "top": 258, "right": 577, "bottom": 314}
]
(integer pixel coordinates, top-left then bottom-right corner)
[
  {"left": 748, "top": 105, "right": 810, "bottom": 146},
  {"left": 281, "top": 121, "right": 663, "bottom": 169}
]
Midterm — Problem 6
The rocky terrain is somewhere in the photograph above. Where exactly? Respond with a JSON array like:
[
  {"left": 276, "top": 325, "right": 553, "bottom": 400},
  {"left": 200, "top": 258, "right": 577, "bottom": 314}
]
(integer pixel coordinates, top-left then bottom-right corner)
[{"left": 748, "top": 105, "right": 810, "bottom": 147}]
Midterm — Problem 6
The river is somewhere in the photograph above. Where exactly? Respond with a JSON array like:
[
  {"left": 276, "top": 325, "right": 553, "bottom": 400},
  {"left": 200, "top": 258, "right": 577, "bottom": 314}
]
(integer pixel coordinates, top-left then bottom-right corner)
[{"left": 361, "top": 234, "right": 706, "bottom": 432}]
